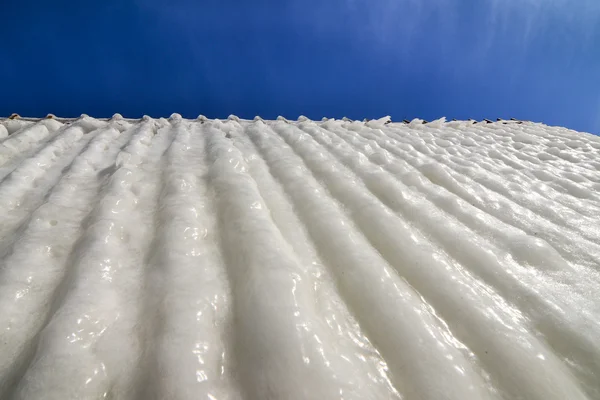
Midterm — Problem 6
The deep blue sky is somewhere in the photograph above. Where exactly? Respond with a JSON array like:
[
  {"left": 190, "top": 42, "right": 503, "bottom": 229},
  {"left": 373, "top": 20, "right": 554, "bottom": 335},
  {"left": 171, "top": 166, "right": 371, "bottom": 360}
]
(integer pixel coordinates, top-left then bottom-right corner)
[{"left": 1, "top": 0, "right": 599, "bottom": 133}]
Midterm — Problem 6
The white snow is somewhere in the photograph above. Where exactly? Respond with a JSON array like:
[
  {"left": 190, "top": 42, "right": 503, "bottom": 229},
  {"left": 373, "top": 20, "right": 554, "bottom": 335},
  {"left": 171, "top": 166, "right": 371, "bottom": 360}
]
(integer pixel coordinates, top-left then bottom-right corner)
[{"left": 0, "top": 116, "right": 599, "bottom": 400}]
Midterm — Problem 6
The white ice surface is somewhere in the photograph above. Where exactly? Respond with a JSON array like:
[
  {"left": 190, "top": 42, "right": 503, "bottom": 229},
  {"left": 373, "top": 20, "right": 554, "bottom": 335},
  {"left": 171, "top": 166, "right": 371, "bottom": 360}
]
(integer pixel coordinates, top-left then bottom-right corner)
[{"left": 0, "top": 117, "right": 599, "bottom": 400}]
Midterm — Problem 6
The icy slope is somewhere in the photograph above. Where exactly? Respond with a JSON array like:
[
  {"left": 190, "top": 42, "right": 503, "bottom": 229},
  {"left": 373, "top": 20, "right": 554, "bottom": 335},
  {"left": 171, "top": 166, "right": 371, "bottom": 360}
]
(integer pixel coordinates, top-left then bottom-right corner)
[{"left": 0, "top": 115, "right": 599, "bottom": 400}]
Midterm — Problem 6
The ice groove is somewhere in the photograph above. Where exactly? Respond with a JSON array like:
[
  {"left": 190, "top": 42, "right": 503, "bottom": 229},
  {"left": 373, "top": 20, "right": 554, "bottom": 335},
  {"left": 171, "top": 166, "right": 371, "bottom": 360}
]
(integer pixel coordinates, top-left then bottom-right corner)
[
  {"left": 251, "top": 121, "right": 496, "bottom": 399},
  {"left": 137, "top": 121, "right": 238, "bottom": 400},
  {"left": 232, "top": 121, "right": 401, "bottom": 399},
  {"left": 13, "top": 121, "right": 172, "bottom": 399},
  {"left": 0, "top": 116, "right": 598, "bottom": 400},
  {"left": 0, "top": 123, "right": 139, "bottom": 397},
  {"left": 380, "top": 123, "right": 599, "bottom": 242},
  {"left": 352, "top": 122, "right": 600, "bottom": 272},
  {"left": 306, "top": 120, "right": 600, "bottom": 398},
  {"left": 272, "top": 121, "right": 587, "bottom": 400}
]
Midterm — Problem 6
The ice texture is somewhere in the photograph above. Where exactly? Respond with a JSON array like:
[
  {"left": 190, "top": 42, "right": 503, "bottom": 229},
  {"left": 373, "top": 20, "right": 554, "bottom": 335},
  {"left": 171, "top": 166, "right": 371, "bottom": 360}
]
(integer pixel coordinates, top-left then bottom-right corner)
[{"left": 0, "top": 116, "right": 599, "bottom": 400}]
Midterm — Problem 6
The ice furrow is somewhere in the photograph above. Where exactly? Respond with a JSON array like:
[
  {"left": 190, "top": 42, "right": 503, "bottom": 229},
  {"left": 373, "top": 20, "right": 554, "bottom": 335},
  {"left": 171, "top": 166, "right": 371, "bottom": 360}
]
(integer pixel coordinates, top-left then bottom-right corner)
[
  {"left": 351, "top": 123, "right": 600, "bottom": 272},
  {"left": 455, "top": 123, "right": 600, "bottom": 190},
  {"left": 0, "top": 124, "right": 101, "bottom": 254},
  {"left": 273, "top": 120, "right": 589, "bottom": 400},
  {"left": 412, "top": 124, "right": 590, "bottom": 205},
  {"left": 0, "top": 124, "right": 137, "bottom": 397},
  {"left": 0, "top": 120, "right": 53, "bottom": 149},
  {"left": 0, "top": 120, "right": 67, "bottom": 180},
  {"left": 0, "top": 115, "right": 598, "bottom": 400},
  {"left": 206, "top": 120, "right": 379, "bottom": 400},
  {"left": 462, "top": 147, "right": 600, "bottom": 236},
  {"left": 441, "top": 125, "right": 600, "bottom": 218},
  {"left": 306, "top": 121, "right": 600, "bottom": 398},
  {"left": 250, "top": 121, "right": 496, "bottom": 400},
  {"left": 137, "top": 120, "right": 238, "bottom": 400},
  {"left": 322, "top": 122, "right": 600, "bottom": 283},
  {"left": 313, "top": 121, "right": 578, "bottom": 277},
  {"left": 13, "top": 121, "right": 172, "bottom": 399},
  {"left": 229, "top": 121, "right": 401, "bottom": 399},
  {"left": 0, "top": 120, "right": 34, "bottom": 139},
  {"left": 0, "top": 120, "right": 35, "bottom": 137},
  {"left": 380, "top": 124, "right": 600, "bottom": 243}
]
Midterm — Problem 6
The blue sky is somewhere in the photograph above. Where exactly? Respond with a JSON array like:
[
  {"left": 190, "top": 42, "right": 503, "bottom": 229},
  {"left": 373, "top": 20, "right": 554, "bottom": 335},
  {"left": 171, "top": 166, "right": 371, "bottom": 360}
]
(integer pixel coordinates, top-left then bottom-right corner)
[{"left": 1, "top": 0, "right": 599, "bottom": 133}]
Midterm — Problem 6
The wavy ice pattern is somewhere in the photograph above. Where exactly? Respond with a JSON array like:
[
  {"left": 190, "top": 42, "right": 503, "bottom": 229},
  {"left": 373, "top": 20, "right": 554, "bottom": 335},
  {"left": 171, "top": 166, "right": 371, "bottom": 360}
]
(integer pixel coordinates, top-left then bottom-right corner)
[{"left": 0, "top": 114, "right": 599, "bottom": 400}]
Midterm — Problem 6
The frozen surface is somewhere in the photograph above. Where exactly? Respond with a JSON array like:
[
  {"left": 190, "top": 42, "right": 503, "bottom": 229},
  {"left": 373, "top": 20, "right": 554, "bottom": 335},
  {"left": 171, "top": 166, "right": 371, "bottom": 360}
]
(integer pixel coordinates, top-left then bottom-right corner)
[{"left": 0, "top": 116, "right": 599, "bottom": 399}]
